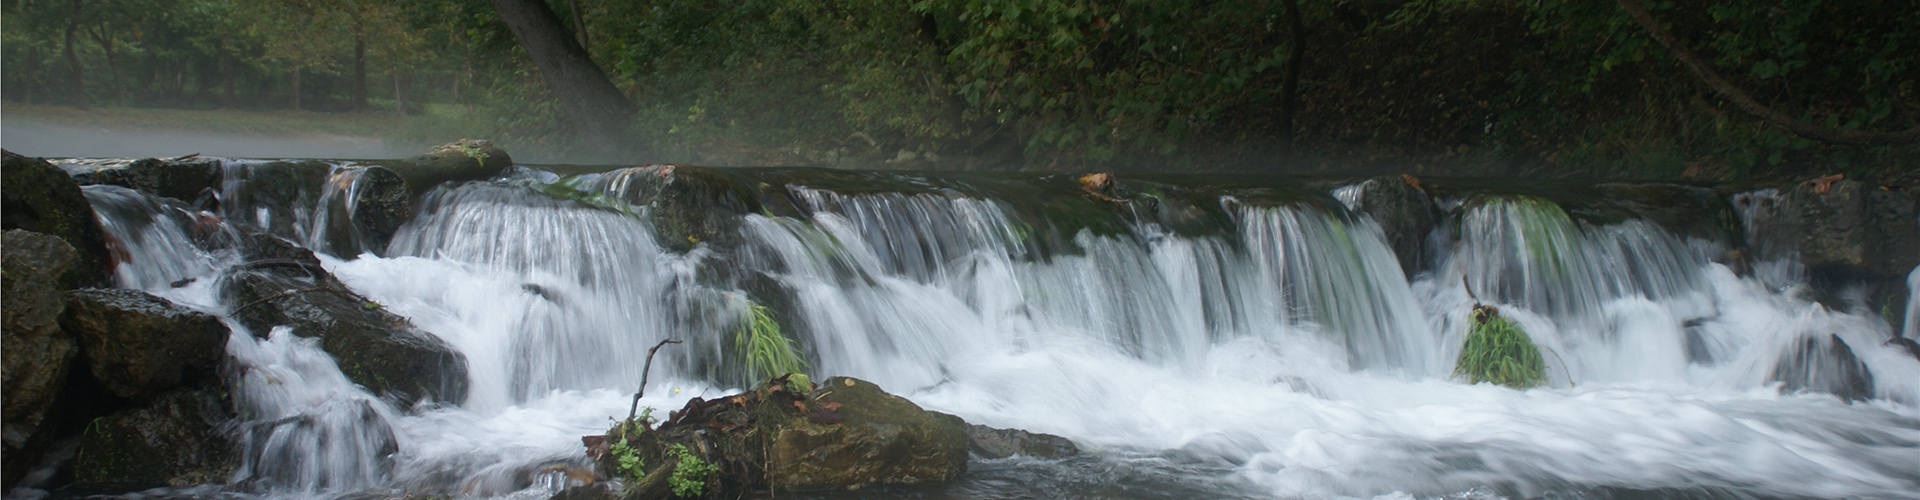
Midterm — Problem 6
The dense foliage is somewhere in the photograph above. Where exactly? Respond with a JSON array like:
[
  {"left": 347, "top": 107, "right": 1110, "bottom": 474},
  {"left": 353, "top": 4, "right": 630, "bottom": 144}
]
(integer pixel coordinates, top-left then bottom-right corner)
[{"left": 4, "top": 0, "right": 1914, "bottom": 178}]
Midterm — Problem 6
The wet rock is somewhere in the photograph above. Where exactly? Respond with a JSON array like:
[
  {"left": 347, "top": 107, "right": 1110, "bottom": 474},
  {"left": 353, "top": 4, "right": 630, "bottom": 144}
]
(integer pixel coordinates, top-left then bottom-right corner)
[
  {"left": 383, "top": 139, "right": 514, "bottom": 197},
  {"left": 59, "top": 288, "right": 229, "bottom": 402},
  {"left": 65, "top": 156, "right": 224, "bottom": 205},
  {"left": 1, "top": 230, "right": 81, "bottom": 488},
  {"left": 314, "top": 166, "right": 411, "bottom": 256},
  {"left": 72, "top": 389, "right": 236, "bottom": 491},
  {"left": 3, "top": 150, "right": 113, "bottom": 288},
  {"left": 765, "top": 377, "right": 967, "bottom": 491},
  {"left": 221, "top": 159, "right": 335, "bottom": 239},
  {"left": 1346, "top": 175, "right": 1436, "bottom": 275},
  {"left": 220, "top": 243, "right": 468, "bottom": 405},
  {"left": 596, "top": 165, "right": 761, "bottom": 253},
  {"left": 1768, "top": 334, "right": 1874, "bottom": 402},
  {"left": 1783, "top": 180, "right": 1919, "bottom": 277},
  {"left": 963, "top": 423, "right": 1078, "bottom": 459}
]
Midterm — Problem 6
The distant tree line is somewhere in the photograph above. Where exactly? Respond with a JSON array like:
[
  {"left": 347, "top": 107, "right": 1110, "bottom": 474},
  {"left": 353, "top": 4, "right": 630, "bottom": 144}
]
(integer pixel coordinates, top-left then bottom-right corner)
[{"left": 5, "top": 0, "right": 1915, "bottom": 178}]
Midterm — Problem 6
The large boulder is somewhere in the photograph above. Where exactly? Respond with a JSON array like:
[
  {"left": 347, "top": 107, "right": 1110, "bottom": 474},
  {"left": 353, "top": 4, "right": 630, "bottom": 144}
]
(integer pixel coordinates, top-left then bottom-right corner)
[
  {"left": 1, "top": 230, "right": 82, "bottom": 488},
  {"left": 59, "top": 288, "right": 230, "bottom": 402},
  {"left": 3, "top": 150, "right": 112, "bottom": 288},
  {"left": 64, "top": 156, "right": 224, "bottom": 205},
  {"left": 218, "top": 239, "right": 468, "bottom": 405},
  {"left": 591, "top": 376, "right": 968, "bottom": 498},
  {"left": 1769, "top": 333, "right": 1874, "bottom": 402},
  {"left": 71, "top": 389, "right": 236, "bottom": 490},
  {"left": 765, "top": 377, "right": 968, "bottom": 491},
  {"left": 310, "top": 166, "right": 412, "bottom": 257}
]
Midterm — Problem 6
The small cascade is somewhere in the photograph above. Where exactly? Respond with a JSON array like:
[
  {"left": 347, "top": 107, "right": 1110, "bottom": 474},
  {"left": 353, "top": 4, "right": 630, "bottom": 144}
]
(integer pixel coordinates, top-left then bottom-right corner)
[
  {"left": 1234, "top": 202, "right": 1436, "bottom": 373},
  {"left": 82, "top": 184, "right": 237, "bottom": 289},
  {"left": 385, "top": 182, "right": 675, "bottom": 408},
  {"left": 227, "top": 327, "right": 403, "bottom": 494}
]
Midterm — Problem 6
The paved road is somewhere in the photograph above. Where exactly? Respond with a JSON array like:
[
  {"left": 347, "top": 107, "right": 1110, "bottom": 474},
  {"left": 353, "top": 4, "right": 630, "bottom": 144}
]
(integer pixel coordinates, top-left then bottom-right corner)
[{"left": 1, "top": 119, "right": 409, "bottom": 160}]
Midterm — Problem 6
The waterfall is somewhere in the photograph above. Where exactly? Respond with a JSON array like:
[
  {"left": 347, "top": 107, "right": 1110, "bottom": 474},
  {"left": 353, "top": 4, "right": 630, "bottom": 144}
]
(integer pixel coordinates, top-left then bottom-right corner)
[{"left": 74, "top": 164, "right": 1920, "bottom": 500}]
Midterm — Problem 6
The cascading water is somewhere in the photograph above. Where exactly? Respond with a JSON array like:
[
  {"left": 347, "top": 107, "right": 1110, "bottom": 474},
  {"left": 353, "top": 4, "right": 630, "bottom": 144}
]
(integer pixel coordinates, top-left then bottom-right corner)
[{"left": 71, "top": 160, "right": 1920, "bottom": 500}]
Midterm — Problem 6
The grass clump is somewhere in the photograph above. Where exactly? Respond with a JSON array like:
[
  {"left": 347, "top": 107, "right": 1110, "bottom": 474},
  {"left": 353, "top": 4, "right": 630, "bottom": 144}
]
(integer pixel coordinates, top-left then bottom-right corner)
[
  {"left": 1454, "top": 305, "right": 1548, "bottom": 388},
  {"left": 735, "top": 299, "right": 806, "bottom": 382}
]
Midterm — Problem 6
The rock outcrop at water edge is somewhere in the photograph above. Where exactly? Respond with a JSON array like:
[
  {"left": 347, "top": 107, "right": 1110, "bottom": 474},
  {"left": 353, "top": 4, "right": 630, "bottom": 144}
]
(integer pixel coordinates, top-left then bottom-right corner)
[
  {"left": 3, "top": 150, "right": 114, "bottom": 288},
  {"left": 1, "top": 230, "right": 83, "bottom": 488},
  {"left": 71, "top": 388, "right": 237, "bottom": 491},
  {"left": 220, "top": 234, "right": 470, "bottom": 405}
]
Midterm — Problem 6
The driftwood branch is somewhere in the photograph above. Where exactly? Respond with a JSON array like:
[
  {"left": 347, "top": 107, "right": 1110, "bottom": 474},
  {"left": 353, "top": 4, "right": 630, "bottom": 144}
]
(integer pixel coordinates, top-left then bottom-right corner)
[
  {"left": 624, "top": 338, "right": 684, "bottom": 437},
  {"left": 1616, "top": 0, "right": 1919, "bottom": 145}
]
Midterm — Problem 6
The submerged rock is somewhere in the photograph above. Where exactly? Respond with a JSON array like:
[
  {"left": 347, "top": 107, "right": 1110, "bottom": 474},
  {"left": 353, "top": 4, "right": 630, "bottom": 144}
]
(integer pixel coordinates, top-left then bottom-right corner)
[
  {"left": 1769, "top": 333, "right": 1874, "bottom": 402},
  {"left": 72, "top": 389, "right": 236, "bottom": 490},
  {"left": 220, "top": 237, "right": 469, "bottom": 405},
  {"left": 59, "top": 288, "right": 230, "bottom": 402},
  {"left": 1, "top": 230, "right": 82, "bottom": 488},
  {"left": 3, "top": 151, "right": 113, "bottom": 288},
  {"left": 962, "top": 423, "right": 1078, "bottom": 459}
]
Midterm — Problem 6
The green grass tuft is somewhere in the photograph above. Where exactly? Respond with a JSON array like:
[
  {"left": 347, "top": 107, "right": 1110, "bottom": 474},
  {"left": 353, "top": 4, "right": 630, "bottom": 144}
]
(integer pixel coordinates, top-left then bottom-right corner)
[
  {"left": 735, "top": 300, "right": 806, "bottom": 382},
  {"left": 1453, "top": 305, "right": 1548, "bottom": 388}
]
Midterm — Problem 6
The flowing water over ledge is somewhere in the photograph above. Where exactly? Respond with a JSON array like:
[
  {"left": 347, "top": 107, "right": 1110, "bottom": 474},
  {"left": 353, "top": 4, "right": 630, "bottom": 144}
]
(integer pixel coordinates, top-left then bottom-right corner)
[{"left": 40, "top": 159, "right": 1920, "bottom": 500}]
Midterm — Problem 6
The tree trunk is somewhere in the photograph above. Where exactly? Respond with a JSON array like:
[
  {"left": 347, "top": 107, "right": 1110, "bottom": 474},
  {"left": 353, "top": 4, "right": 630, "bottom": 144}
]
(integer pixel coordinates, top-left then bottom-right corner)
[
  {"left": 489, "top": 0, "right": 636, "bottom": 153},
  {"left": 64, "top": 0, "right": 86, "bottom": 109},
  {"left": 1615, "top": 0, "right": 1919, "bottom": 145},
  {"left": 290, "top": 67, "right": 302, "bottom": 110},
  {"left": 568, "top": 0, "right": 590, "bottom": 52},
  {"left": 22, "top": 44, "right": 40, "bottom": 105},
  {"left": 353, "top": 26, "right": 368, "bottom": 111},
  {"left": 95, "top": 27, "right": 125, "bottom": 106},
  {"left": 393, "top": 72, "right": 405, "bottom": 115},
  {"left": 220, "top": 39, "right": 235, "bottom": 109},
  {"left": 1277, "top": 0, "right": 1305, "bottom": 157}
]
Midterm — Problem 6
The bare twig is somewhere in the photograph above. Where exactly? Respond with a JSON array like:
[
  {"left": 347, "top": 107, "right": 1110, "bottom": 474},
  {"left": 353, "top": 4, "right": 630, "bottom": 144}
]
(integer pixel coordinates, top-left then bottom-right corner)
[{"left": 624, "top": 338, "right": 684, "bottom": 438}]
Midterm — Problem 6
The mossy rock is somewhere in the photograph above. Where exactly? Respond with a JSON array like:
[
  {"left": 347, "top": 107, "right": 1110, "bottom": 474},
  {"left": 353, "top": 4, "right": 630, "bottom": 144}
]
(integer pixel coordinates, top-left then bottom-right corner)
[
  {"left": 1347, "top": 175, "right": 1437, "bottom": 276},
  {"left": 72, "top": 389, "right": 236, "bottom": 491},
  {"left": 3, "top": 150, "right": 113, "bottom": 288},
  {"left": 376, "top": 139, "right": 513, "bottom": 198}
]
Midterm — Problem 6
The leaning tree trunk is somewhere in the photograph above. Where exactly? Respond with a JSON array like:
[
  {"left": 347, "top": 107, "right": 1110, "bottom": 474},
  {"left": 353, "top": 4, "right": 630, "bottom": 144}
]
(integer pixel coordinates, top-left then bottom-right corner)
[
  {"left": 489, "top": 0, "right": 637, "bottom": 154},
  {"left": 1616, "top": 0, "right": 1919, "bottom": 145}
]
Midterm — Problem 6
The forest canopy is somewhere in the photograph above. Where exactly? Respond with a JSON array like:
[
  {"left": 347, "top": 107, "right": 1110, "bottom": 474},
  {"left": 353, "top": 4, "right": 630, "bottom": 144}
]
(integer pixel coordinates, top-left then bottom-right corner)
[{"left": 3, "top": 0, "right": 1915, "bottom": 179}]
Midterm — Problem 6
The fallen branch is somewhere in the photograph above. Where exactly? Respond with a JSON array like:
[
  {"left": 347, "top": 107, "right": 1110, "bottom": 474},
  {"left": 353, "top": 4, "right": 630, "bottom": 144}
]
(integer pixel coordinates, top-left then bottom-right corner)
[{"left": 625, "top": 338, "right": 684, "bottom": 438}]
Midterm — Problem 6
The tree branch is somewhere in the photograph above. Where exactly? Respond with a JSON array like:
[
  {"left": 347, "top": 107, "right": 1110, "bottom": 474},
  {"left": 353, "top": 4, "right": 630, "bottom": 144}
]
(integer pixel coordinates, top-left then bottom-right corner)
[{"left": 1615, "top": 0, "right": 1919, "bottom": 145}]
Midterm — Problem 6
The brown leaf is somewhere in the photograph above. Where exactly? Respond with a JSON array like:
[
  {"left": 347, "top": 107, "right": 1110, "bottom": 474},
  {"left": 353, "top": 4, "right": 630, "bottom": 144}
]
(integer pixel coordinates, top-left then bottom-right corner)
[{"left": 1810, "top": 173, "right": 1844, "bottom": 194}]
